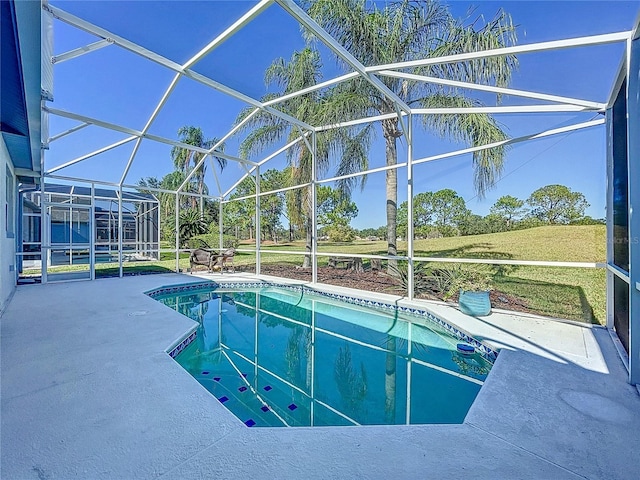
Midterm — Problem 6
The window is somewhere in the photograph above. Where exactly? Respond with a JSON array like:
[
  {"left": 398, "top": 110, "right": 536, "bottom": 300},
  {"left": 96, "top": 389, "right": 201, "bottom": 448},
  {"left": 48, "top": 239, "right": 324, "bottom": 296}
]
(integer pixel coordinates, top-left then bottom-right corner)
[
  {"left": 612, "top": 79, "right": 629, "bottom": 272},
  {"left": 6, "top": 166, "right": 14, "bottom": 237}
]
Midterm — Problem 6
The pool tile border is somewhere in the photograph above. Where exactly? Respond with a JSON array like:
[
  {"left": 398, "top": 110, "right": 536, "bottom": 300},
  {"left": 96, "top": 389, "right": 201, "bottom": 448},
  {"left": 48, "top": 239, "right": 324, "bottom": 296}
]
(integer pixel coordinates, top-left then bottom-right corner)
[
  {"left": 147, "top": 281, "right": 498, "bottom": 363},
  {"left": 167, "top": 330, "right": 197, "bottom": 359}
]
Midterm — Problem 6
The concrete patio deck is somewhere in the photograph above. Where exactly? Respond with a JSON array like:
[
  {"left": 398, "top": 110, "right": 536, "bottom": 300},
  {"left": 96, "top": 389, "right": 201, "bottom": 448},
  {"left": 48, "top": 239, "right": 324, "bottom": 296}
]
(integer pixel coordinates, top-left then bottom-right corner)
[{"left": 2, "top": 273, "right": 639, "bottom": 479}]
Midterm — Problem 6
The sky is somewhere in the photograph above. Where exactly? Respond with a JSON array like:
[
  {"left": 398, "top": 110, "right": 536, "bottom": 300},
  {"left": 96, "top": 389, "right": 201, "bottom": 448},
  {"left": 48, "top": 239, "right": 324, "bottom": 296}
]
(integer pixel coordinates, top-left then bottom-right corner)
[{"left": 46, "top": 0, "right": 640, "bottom": 229}]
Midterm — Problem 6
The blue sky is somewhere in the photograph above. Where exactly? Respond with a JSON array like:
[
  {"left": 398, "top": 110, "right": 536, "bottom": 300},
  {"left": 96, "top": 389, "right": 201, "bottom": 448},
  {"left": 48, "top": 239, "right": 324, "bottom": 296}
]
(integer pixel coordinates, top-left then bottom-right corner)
[{"left": 47, "top": 1, "right": 640, "bottom": 229}]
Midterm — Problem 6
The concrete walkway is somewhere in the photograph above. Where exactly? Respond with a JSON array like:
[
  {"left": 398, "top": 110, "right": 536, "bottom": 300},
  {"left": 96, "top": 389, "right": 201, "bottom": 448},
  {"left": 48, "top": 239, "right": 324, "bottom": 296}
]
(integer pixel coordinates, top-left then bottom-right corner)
[{"left": 2, "top": 273, "right": 639, "bottom": 479}]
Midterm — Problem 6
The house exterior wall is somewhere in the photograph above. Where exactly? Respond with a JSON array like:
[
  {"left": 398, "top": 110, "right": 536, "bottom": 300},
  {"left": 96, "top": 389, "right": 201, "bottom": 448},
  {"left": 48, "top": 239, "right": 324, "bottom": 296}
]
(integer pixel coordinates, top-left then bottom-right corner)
[{"left": 0, "top": 135, "right": 17, "bottom": 313}]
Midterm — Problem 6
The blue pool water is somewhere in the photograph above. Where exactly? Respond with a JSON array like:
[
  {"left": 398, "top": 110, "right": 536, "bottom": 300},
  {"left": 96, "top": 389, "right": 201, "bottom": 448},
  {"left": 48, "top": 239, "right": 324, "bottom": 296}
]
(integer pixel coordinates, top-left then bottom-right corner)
[{"left": 151, "top": 285, "right": 493, "bottom": 427}]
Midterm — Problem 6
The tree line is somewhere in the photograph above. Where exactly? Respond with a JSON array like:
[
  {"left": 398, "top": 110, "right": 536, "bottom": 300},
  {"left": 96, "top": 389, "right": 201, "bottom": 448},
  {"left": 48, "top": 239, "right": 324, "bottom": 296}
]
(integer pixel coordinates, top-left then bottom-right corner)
[{"left": 395, "top": 184, "right": 600, "bottom": 240}]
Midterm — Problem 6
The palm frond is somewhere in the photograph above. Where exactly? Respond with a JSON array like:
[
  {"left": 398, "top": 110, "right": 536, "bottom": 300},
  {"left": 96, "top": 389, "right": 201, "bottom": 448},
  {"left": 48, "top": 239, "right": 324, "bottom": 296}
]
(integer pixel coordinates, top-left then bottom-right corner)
[{"left": 420, "top": 93, "right": 508, "bottom": 196}]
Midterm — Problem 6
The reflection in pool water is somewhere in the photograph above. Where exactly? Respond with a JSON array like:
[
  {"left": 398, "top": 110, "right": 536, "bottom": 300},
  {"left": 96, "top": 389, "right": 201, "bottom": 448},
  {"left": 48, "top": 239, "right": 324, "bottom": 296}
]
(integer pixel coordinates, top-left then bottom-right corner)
[{"left": 153, "top": 286, "right": 492, "bottom": 427}]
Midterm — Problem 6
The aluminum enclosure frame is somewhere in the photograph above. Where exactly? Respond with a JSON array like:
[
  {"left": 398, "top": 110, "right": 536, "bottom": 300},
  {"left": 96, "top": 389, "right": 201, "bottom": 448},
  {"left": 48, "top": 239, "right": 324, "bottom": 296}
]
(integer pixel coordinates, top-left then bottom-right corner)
[{"left": 35, "top": 1, "right": 640, "bottom": 385}]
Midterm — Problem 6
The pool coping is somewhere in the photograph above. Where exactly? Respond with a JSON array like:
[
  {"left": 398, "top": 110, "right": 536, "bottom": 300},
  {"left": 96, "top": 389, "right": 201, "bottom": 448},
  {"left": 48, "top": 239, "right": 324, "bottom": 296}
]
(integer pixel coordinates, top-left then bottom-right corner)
[{"left": 145, "top": 279, "right": 499, "bottom": 363}]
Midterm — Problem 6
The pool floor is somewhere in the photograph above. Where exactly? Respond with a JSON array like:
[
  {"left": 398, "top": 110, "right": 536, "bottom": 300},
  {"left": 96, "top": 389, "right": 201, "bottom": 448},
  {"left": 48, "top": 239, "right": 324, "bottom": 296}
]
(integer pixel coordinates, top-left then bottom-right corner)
[{"left": 153, "top": 286, "right": 493, "bottom": 427}]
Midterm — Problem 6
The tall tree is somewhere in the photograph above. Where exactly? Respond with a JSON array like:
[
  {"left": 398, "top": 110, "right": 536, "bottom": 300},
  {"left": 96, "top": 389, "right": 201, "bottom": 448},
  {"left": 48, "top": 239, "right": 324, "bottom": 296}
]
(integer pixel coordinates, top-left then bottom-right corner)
[
  {"left": 260, "top": 169, "right": 287, "bottom": 243},
  {"left": 236, "top": 48, "right": 372, "bottom": 266},
  {"left": 225, "top": 176, "right": 256, "bottom": 240},
  {"left": 316, "top": 185, "right": 358, "bottom": 228},
  {"left": 398, "top": 189, "right": 469, "bottom": 237},
  {"left": 527, "top": 184, "right": 589, "bottom": 224},
  {"left": 170, "top": 126, "right": 226, "bottom": 208},
  {"left": 490, "top": 195, "right": 526, "bottom": 228},
  {"left": 430, "top": 189, "right": 470, "bottom": 232},
  {"left": 306, "top": 0, "right": 517, "bottom": 270}
]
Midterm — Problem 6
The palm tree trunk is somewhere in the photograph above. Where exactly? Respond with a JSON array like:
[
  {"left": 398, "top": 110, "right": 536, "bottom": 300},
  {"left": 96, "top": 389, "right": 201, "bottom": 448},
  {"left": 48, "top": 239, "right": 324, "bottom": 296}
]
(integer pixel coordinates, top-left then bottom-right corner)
[
  {"left": 384, "top": 335, "right": 397, "bottom": 423},
  {"left": 383, "top": 118, "right": 399, "bottom": 273},
  {"left": 302, "top": 218, "right": 312, "bottom": 268}
]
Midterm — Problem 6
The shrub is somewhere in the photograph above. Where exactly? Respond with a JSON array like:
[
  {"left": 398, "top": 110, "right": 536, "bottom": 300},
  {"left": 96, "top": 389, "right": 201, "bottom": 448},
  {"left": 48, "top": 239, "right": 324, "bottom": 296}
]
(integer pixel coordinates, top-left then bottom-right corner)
[
  {"left": 388, "top": 262, "right": 494, "bottom": 300},
  {"left": 387, "top": 261, "right": 434, "bottom": 295},
  {"left": 430, "top": 264, "right": 493, "bottom": 300},
  {"left": 187, "top": 233, "right": 239, "bottom": 249},
  {"left": 514, "top": 217, "right": 545, "bottom": 230},
  {"left": 326, "top": 225, "right": 356, "bottom": 242}
]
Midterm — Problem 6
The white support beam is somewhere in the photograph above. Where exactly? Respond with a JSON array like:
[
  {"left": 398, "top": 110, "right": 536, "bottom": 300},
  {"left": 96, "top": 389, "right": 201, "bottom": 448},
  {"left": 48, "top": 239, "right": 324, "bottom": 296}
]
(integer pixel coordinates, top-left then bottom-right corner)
[
  {"left": 45, "top": 4, "right": 185, "bottom": 70},
  {"left": 406, "top": 114, "right": 414, "bottom": 300},
  {"left": 412, "top": 105, "right": 599, "bottom": 114},
  {"left": 255, "top": 166, "right": 261, "bottom": 274},
  {"left": 276, "top": 0, "right": 412, "bottom": 114},
  {"left": 120, "top": 73, "right": 182, "bottom": 185},
  {"left": 367, "top": 31, "right": 632, "bottom": 73},
  {"left": 262, "top": 72, "right": 360, "bottom": 108},
  {"left": 48, "top": 122, "right": 90, "bottom": 143},
  {"left": 46, "top": 107, "right": 257, "bottom": 167},
  {"left": 413, "top": 118, "right": 605, "bottom": 166},
  {"left": 311, "top": 131, "right": 318, "bottom": 283},
  {"left": 240, "top": 163, "right": 257, "bottom": 186},
  {"left": 318, "top": 162, "right": 407, "bottom": 185},
  {"left": 47, "top": 173, "right": 121, "bottom": 188},
  {"left": 143, "top": 133, "right": 258, "bottom": 165},
  {"left": 181, "top": 69, "right": 314, "bottom": 131},
  {"left": 182, "top": 0, "right": 273, "bottom": 70},
  {"left": 46, "top": 135, "right": 138, "bottom": 174},
  {"left": 170, "top": 109, "right": 263, "bottom": 194},
  {"left": 232, "top": 149, "right": 265, "bottom": 166},
  {"left": 178, "top": 143, "right": 261, "bottom": 193},
  {"left": 257, "top": 182, "right": 312, "bottom": 199},
  {"left": 395, "top": 105, "right": 408, "bottom": 137},
  {"left": 223, "top": 167, "right": 257, "bottom": 200},
  {"left": 14, "top": 168, "right": 41, "bottom": 178},
  {"left": 222, "top": 135, "right": 305, "bottom": 198},
  {"left": 52, "top": 38, "right": 113, "bottom": 64},
  {"left": 316, "top": 111, "right": 402, "bottom": 132},
  {"left": 231, "top": 181, "right": 313, "bottom": 202},
  {"left": 45, "top": 106, "right": 141, "bottom": 136},
  {"left": 258, "top": 135, "right": 306, "bottom": 167},
  {"left": 297, "top": 125, "right": 313, "bottom": 153},
  {"left": 378, "top": 70, "right": 607, "bottom": 110},
  {"left": 209, "top": 157, "right": 223, "bottom": 197},
  {"left": 45, "top": 4, "right": 314, "bottom": 132},
  {"left": 177, "top": 136, "right": 229, "bottom": 193}
]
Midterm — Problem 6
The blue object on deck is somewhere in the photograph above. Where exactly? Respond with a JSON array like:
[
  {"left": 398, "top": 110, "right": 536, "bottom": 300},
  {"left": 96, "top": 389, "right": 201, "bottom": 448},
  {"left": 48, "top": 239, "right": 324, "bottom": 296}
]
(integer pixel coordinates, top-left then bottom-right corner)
[
  {"left": 457, "top": 343, "right": 475, "bottom": 355},
  {"left": 458, "top": 290, "right": 492, "bottom": 316}
]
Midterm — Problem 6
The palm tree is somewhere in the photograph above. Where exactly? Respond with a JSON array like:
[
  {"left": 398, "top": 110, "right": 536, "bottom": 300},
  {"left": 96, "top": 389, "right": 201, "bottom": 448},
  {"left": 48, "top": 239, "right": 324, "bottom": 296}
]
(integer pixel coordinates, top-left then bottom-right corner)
[
  {"left": 306, "top": 0, "right": 517, "bottom": 270},
  {"left": 306, "top": 0, "right": 516, "bottom": 424},
  {"left": 170, "top": 126, "right": 227, "bottom": 208},
  {"left": 236, "top": 48, "right": 372, "bottom": 267}
]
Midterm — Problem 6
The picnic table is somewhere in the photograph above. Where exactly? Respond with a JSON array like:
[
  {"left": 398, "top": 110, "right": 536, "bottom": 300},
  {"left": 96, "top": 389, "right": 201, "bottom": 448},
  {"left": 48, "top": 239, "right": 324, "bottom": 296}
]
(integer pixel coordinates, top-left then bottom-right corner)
[{"left": 328, "top": 256, "right": 364, "bottom": 272}]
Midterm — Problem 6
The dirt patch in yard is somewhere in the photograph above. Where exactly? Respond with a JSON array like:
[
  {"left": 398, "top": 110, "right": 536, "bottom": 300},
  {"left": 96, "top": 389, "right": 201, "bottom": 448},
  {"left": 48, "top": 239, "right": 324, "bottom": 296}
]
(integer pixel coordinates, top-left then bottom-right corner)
[{"left": 242, "top": 264, "right": 533, "bottom": 315}]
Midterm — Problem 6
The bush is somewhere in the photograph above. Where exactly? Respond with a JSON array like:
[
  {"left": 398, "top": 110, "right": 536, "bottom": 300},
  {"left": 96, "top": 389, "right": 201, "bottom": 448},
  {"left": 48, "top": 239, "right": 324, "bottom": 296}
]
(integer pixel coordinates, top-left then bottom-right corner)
[
  {"left": 187, "top": 233, "right": 239, "bottom": 250},
  {"left": 387, "top": 261, "right": 434, "bottom": 294},
  {"left": 430, "top": 264, "right": 493, "bottom": 300},
  {"left": 569, "top": 216, "right": 605, "bottom": 225},
  {"left": 513, "top": 217, "right": 545, "bottom": 230},
  {"left": 326, "top": 225, "right": 356, "bottom": 242}
]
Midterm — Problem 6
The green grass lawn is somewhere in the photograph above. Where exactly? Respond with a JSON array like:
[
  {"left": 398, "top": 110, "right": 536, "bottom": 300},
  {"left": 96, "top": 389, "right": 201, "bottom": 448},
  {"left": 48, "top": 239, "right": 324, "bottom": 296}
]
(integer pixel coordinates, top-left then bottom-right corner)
[
  {"left": 24, "top": 225, "right": 606, "bottom": 324},
  {"left": 240, "top": 225, "right": 607, "bottom": 323}
]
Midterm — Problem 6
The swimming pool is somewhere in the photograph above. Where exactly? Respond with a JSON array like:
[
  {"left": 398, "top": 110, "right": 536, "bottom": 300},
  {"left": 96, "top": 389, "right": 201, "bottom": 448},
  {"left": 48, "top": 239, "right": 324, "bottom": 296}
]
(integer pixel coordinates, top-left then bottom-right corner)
[{"left": 148, "top": 282, "right": 495, "bottom": 427}]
